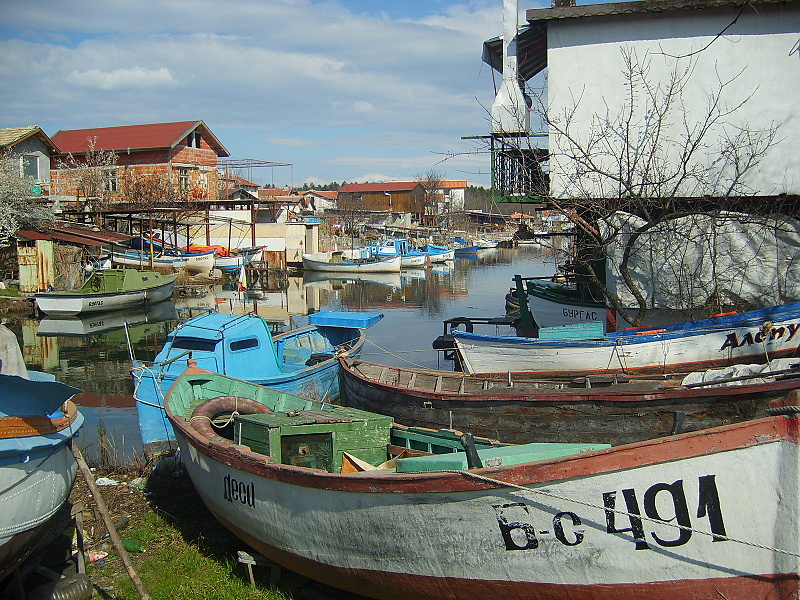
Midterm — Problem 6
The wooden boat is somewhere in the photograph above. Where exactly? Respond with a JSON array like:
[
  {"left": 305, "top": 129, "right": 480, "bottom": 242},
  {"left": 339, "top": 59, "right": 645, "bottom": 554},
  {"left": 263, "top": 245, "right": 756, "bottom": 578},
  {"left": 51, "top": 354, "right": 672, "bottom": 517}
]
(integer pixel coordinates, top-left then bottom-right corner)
[
  {"left": 131, "top": 309, "right": 382, "bottom": 457},
  {"left": 371, "top": 239, "right": 429, "bottom": 267},
  {"left": 419, "top": 244, "right": 455, "bottom": 262},
  {"left": 214, "top": 247, "right": 260, "bottom": 274},
  {"left": 165, "top": 365, "right": 800, "bottom": 600},
  {"left": 302, "top": 251, "right": 402, "bottom": 273},
  {"left": 454, "top": 300, "right": 800, "bottom": 375},
  {"left": 339, "top": 356, "right": 800, "bottom": 445},
  {"left": 103, "top": 249, "right": 189, "bottom": 271},
  {"left": 0, "top": 325, "right": 84, "bottom": 580},
  {"left": 34, "top": 268, "right": 179, "bottom": 316},
  {"left": 506, "top": 275, "right": 616, "bottom": 332},
  {"left": 124, "top": 237, "right": 216, "bottom": 276}
]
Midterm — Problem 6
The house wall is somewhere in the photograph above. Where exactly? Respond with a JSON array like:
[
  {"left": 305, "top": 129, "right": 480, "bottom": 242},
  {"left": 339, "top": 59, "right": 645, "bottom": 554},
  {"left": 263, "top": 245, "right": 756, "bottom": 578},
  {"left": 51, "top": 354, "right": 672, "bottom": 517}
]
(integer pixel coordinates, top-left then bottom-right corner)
[
  {"left": 546, "top": 3, "right": 800, "bottom": 198},
  {"left": 338, "top": 190, "right": 424, "bottom": 215},
  {"left": 10, "top": 137, "right": 51, "bottom": 186}
]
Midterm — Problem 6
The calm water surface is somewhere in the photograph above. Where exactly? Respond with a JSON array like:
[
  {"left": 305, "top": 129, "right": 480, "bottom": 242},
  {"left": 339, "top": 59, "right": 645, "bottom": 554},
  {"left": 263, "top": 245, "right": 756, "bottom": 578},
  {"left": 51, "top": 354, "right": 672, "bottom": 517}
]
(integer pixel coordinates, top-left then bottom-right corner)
[{"left": 9, "top": 243, "right": 566, "bottom": 460}]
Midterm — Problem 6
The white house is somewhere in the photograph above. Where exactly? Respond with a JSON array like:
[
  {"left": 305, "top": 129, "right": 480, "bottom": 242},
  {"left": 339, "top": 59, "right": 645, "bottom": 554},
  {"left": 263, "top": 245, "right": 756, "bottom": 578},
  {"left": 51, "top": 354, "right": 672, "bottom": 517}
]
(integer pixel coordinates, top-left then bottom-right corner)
[{"left": 485, "top": 0, "right": 800, "bottom": 199}]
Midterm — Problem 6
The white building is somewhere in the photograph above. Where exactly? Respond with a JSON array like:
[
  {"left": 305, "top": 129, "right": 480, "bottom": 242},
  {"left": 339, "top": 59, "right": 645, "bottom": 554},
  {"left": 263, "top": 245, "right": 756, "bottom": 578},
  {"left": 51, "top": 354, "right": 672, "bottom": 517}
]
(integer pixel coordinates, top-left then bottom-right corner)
[{"left": 485, "top": 0, "right": 800, "bottom": 199}]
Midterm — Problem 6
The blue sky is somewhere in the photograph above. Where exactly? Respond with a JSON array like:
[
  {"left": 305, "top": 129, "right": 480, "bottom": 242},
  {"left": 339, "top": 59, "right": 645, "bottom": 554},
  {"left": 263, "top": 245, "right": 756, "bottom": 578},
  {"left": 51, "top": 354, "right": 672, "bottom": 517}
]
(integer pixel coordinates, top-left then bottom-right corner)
[{"left": 0, "top": 0, "right": 552, "bottom": 188}]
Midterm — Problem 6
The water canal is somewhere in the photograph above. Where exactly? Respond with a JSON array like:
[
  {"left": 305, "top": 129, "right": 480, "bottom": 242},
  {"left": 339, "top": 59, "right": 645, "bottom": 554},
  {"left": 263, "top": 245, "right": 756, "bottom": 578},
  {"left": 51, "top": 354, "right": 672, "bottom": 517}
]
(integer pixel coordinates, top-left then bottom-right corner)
[{"left": 6, "top": 243, "right": 567, "bottom": 461}]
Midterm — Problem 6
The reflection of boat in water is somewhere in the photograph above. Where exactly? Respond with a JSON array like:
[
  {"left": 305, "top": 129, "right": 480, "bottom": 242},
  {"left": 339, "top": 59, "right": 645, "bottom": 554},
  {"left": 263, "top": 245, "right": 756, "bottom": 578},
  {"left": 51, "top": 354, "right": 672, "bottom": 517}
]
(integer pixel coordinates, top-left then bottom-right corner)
[
  {"left": 400, "top": 269, "right": 427, "bottom": 281},
  {"left": 302, "top": 271, "right": 402, "bottom": 289},
  {"left": 36, "top": 300, "right": 178, "bottom": 337},
  {"left": 429, "top": 261, "right": 454, "bottom": 275}
]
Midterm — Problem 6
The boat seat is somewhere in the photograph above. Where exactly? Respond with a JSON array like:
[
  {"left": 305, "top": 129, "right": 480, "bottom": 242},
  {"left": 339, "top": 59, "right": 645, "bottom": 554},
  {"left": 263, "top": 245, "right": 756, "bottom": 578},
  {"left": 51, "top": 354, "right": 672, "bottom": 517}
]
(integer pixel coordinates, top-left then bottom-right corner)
[
  {"left": 282, "top": 347, "right": 314, "bottom": 365},
  {"left": 396, "top": 442, "right": 611, "bottom": 473}
]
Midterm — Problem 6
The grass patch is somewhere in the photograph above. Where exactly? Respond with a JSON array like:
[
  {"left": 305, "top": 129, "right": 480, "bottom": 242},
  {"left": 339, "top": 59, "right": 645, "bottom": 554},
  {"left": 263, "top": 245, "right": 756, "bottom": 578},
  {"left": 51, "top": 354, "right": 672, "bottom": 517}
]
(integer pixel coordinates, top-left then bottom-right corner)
[{"left": 0, "top": 284, "right": 19, "bottom": 297}]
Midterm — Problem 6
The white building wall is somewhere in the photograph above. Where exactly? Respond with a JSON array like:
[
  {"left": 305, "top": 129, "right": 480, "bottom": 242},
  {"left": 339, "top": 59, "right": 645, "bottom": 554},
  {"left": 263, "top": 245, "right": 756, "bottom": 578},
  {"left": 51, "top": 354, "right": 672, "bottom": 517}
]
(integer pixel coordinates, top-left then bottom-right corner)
[{"left": 546, "top": 4, "right": 800, "bottom": 198}]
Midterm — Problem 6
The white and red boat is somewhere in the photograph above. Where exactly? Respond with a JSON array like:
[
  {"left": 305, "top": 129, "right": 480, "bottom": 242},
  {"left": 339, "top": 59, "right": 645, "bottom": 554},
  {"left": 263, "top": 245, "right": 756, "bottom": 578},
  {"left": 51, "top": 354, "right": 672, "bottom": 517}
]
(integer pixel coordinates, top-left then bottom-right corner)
[
  {"left": 166, "top": 365, "right": 800, "bottom": 600},
  {"left": 454, "top": 300, "right": 800, "bottom": 375}
]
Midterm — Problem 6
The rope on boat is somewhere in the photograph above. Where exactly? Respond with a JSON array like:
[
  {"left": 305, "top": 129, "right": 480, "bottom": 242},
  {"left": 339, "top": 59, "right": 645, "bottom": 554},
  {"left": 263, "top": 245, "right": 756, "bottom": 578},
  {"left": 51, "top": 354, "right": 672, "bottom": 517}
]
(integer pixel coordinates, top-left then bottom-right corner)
[
  {"left": 458, "top": 470, "right": 800, "bottom": 557},
  {"left": 363, "top": 338, "right": 435, "bottom": 369}
]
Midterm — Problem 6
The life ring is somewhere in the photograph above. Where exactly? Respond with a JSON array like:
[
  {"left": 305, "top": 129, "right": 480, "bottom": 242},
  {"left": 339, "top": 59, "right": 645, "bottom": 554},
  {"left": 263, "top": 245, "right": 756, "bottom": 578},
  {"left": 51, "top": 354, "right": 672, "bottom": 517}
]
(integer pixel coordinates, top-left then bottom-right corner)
[{"left": 190, "top": 396, "right": 272, "bottom": 438}]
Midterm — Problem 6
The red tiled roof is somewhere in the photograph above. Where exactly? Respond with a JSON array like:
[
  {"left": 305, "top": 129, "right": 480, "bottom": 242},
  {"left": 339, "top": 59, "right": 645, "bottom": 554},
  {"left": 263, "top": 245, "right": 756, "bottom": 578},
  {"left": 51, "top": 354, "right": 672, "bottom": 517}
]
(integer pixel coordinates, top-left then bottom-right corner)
[
  {"left": 304, "top": 190, "right": 338, "bottom": 199},
  {"left": 439, "top": 180, "right": 468, "bottom": 189},
  {"left": 339, "top": 182, "right": 421, "bottom": 193},
  {"left": 52, "top": 121, "right": 229, "bottom": 156}
]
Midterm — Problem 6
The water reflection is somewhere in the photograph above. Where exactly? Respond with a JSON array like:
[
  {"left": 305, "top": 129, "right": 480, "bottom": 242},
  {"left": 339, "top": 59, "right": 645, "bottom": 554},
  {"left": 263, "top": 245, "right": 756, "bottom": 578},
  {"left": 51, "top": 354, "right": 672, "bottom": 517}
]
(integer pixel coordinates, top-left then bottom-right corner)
[{"left": 6, "top": 244, "right": 566, "bottom": 459}]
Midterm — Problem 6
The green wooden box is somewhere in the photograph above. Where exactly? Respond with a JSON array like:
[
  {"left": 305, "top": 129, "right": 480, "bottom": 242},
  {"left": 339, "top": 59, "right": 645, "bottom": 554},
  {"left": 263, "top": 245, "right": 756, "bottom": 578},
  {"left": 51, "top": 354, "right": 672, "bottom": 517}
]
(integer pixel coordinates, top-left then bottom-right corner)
[{"left": 233, "top": 406, "right": 393, "bottom": 473}]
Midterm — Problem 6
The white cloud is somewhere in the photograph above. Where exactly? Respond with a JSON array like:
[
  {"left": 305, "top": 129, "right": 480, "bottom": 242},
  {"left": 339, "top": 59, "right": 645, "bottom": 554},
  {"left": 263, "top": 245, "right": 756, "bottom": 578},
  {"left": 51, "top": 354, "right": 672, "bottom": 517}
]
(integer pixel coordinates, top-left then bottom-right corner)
[{"left": 67, "top": 66, "right": 176, "bottom": 90}]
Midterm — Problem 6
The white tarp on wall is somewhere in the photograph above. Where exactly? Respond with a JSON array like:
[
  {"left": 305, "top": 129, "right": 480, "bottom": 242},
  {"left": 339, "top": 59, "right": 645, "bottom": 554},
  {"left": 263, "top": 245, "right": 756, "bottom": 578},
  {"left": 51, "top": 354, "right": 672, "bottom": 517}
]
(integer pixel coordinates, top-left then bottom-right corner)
[{"left": 602, "top": 211, "right": 800, "bottom": 309}]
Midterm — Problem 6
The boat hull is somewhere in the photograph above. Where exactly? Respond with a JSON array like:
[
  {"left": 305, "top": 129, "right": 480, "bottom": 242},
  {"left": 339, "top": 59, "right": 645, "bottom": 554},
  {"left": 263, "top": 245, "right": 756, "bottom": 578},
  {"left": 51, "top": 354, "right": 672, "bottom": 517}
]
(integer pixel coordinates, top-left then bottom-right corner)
[
  {"left": 182, "top": 250, "right": 216, "bottom": 276},
  {"left": 34, "top": 275, "right": 178, "bottom": 315},
  {"left": 302, "top": 254, "right": 402, "bottom": 273},
  {"left": 172, "top": 393, "right": 800, "bottom": 600},
  {"left": 455, "top": 301, "right": 800, "bottom": 375},
  {"left": 105, "top": 250, "right": 188, "bottom": 271},
  {"left": 339, "top": 357, "right": 800, "bottom": 445},
  {"left": 512, "top": 282, "right": 613, "bottom": 331}
]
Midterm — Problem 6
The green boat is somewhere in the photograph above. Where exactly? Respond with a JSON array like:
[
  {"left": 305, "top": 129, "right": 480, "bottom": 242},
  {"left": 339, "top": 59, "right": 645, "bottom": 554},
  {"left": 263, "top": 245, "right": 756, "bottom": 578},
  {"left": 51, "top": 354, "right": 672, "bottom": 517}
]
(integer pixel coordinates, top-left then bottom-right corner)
[{"left": 34, "top": 268, "right": 179, "bottom": 316}]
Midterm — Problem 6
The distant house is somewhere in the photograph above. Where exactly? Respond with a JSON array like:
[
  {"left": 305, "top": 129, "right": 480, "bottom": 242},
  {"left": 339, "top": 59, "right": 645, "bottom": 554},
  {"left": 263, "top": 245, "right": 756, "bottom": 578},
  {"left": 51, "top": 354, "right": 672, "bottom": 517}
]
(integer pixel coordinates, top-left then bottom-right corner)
[
  {"left": 432, "top": 180, "right": 467, "bottom": 212},
  {"left": 337, "top": 182, "right": 425, "bottom": 220},
  {"left": 50, "top": 120, "right": 230, "bottom": 204},
  {"left": 301, "top": 190, "right": 338, "bottom": 213},
  {"left": 0, "top": 125, "right": 59, "bottom": 193},
  {"left": 218, "top": 173, "right": 260, "bottom": 200}
]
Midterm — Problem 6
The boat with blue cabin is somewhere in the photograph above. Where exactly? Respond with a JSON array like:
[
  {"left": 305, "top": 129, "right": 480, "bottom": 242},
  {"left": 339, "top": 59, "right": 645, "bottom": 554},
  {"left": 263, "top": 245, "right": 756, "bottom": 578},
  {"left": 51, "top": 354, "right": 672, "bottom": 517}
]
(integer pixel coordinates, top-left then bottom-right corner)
[{"left": 131, "top": 309, "right": 383, "bottom": 457}]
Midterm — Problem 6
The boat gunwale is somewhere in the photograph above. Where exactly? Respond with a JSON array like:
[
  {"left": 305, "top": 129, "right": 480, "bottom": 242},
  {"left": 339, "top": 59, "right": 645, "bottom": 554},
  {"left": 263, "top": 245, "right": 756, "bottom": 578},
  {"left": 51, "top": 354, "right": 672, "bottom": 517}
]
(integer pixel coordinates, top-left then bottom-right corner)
[
  {"left": 339, "top": 357, "right": 800, "bottom": 404},
  {"left": 168, "top": 367, "right": 799, "bottom": 494}
]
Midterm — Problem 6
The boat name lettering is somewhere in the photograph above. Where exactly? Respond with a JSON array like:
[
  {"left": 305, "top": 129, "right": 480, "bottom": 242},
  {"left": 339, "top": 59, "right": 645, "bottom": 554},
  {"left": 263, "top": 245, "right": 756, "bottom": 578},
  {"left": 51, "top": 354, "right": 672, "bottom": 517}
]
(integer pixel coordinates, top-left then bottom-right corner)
[
  {"left": 223, "top": 474, "right": 255, "bottom": 507},
  {"left": 493, "top": 503, "right": 584, "bottom": 549},
  {"left": 88, "top": 300, "right": 104, "bottom": 307},
  {"left": 492, "top": 475, "right": 726, "bottom": 552},
  {"left": 604, "top": 475, "right": 726, "bottom": 550},
  {"left": 562, "top": 308, "right": 598, "bottom": 321},
  {"left": 720, "top": 322, "right": 800, "bottom": 351}
]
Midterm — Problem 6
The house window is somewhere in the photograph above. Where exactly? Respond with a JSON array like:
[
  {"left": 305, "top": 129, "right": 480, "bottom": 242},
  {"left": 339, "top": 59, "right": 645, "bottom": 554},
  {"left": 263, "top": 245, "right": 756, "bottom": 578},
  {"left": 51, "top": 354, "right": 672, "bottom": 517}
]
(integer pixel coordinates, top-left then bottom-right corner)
[
  {"left": 198, "top": 171, "right": 208, "bottom": 189},
  {"left": 188, "top": 132, "right": 202, "bottom": 148},
  {"left": 104, "top": 168, "right": 118, "bottom": 193},
  {"left": 179, "top": 167, "right": 190, "bottom": 191},
  {"left": 21, "top": 155, "right": 39, "bottom": 180}
]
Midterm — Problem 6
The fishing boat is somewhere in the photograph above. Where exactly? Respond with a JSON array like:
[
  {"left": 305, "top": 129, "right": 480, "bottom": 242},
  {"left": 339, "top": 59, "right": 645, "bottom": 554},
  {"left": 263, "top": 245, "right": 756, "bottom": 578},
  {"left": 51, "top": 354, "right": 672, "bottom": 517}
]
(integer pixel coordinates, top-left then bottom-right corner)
[
  {"left": 103, "top": 249, "right": 189, "bottom": 272},
  {"left": 370, "top": 239, "right": 428, "bottom": 267},
  {"left": 165, "top": 365, "right": 800, "bottom": 600},
  {"left": 506, "top": 275, "right": 616, "bottom": 332},
  {"left": 34, "top": 268, "right": 179, "bottom": 316},
  {"left": 124, "top": 237, "right": 216, "bottom": 276},
  {"left": 0, "top": 325, "right": 84, "bottom": 581},
  {"left": 131, "top": 309, "right": 382, "bottom": 457},
  {"left": 419, "top": 244, "right": 456, "bottom": 262},
  {"left": 214, "top": 247, "right": 261, "bottom": 274},
  {"left": 339, "top": 356, "right": 800, "bottom": 445},
  {"left": 453, "top": 300, "right": 800, "bottom": 375},
  {"left": 302, "top": 251, "right": 402, "bottom": 273}
]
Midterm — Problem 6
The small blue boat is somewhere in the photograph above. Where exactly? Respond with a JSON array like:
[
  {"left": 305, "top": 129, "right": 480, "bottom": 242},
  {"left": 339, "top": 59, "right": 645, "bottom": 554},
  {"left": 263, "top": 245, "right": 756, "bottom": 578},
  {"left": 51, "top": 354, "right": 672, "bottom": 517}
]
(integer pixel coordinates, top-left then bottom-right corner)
[
  {"left": 0, "top": 325, "right": 84, "bottom": 580},
  {"left": 131, "top": 309, "right": 383, "bottom": 456}
]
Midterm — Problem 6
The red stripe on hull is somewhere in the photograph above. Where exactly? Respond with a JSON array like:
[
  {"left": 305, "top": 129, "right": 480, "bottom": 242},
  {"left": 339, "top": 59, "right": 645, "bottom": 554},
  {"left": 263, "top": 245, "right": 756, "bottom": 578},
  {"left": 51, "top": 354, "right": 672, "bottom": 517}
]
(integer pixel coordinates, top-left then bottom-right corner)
[{"left": 213, "top": 510, "right": 799, "bottom": 600}]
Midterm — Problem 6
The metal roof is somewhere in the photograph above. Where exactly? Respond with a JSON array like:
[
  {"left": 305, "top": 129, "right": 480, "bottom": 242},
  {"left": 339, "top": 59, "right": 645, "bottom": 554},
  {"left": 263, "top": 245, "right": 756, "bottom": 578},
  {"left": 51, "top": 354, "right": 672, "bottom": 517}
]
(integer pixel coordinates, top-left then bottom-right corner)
[
  {"left": 483, "top": 0, "right": 799, "bottom": 81},
  {"left": 52, "top": 120, "right": 229, "bottom": 157}
]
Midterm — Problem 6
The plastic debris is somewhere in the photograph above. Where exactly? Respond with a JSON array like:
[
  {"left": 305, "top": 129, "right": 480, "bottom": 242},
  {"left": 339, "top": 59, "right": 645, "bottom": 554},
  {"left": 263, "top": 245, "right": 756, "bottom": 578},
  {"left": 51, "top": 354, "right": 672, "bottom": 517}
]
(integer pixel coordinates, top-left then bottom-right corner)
[
  {"left": 121, "top": 539, "right": 145, "bottom": 553},
  {"left": 88, "top": 551, "right": 108, "bottom": 563},
  {"left": 128, "top": 477, "right": 147, "bottom": 491},
  {"left": 95, "top": 477, "right": 119, "bottom": 486}
]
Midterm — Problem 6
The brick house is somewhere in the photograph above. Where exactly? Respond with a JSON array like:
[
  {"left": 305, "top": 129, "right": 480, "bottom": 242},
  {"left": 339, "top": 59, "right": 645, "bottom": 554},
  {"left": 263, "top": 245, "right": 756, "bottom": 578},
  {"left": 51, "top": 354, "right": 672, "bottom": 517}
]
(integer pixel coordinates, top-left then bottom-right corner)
[{"left": 50, "top": 120, "right": 229, "bottom": 204}]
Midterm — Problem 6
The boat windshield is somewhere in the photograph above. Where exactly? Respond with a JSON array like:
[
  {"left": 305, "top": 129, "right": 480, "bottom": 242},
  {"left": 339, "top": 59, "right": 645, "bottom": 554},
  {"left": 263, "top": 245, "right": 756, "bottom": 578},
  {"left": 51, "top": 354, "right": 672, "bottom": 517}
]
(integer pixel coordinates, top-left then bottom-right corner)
[{"left": 171, "top": 337, "right": 219, "bottom": 352}]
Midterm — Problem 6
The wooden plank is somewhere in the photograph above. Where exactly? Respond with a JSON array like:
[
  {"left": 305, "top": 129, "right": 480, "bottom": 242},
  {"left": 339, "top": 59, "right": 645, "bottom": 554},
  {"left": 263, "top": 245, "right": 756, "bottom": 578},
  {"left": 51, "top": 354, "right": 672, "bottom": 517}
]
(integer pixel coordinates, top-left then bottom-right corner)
[
  {"left": 379, "top": 367, "right": 388, "bottom": 383},
  {"left": 408, "top": 372, "right": 417, "bottom": 389},
  {"left": 434, "top": 376, "right": 442, "bottom": 393}
]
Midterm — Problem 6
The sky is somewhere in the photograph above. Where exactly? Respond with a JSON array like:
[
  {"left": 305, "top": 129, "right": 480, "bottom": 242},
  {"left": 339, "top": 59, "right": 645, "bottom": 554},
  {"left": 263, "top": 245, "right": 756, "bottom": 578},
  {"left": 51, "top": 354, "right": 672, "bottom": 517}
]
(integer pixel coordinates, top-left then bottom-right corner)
[{"left": 0, "top": 0, "right": 550, "bottom": 189}]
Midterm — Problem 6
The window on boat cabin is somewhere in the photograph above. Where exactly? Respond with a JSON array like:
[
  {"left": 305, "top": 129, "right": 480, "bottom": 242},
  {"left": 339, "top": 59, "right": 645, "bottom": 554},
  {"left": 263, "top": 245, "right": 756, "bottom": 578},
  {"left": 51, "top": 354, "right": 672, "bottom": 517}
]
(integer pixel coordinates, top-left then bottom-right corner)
[
  {"left": 179, "top": 168, "right": 190, "bottom": 191},
  {"left": 229, "top": 337, "right": 259, "bottom": 352},
  {"left": 171, "top": 337, "right": 219, "bottom": 352}
]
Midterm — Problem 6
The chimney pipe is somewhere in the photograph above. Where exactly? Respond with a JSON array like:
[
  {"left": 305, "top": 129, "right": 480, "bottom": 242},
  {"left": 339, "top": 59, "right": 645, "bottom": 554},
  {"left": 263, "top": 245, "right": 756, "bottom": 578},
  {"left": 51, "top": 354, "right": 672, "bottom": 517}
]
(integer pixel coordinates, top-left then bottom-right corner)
[{"left": 491, "top": 0, "right": 530, "bottom": 135}]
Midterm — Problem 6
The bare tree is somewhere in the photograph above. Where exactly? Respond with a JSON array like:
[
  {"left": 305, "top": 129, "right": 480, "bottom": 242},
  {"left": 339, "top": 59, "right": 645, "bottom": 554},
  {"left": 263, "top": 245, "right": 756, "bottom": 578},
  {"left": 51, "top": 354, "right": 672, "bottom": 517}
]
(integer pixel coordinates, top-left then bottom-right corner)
[
  {"left": 57, "top": 137, "right": 118, "bottom": 212},
  {"left": 0, "top": 154, "right": 55, "bottom": 246},
  {"left": 505, "top": 47, "right": 782, "bottom": 325},
  {"left": 415, "top": 169, "right": 445, "bottom": 227}
]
